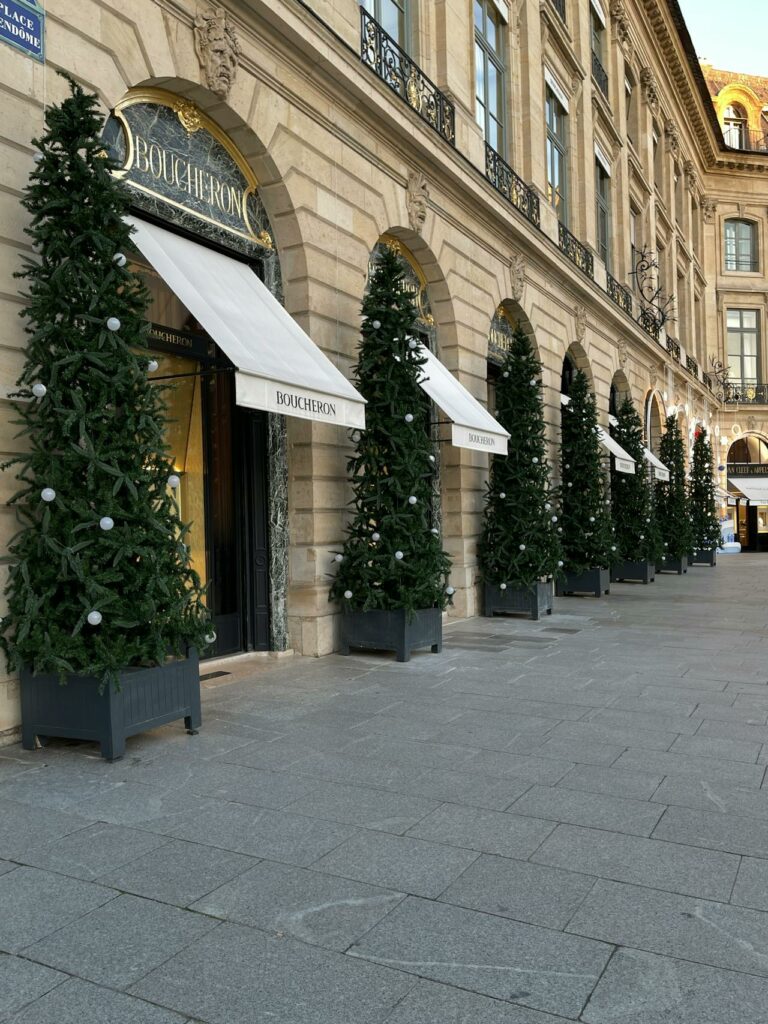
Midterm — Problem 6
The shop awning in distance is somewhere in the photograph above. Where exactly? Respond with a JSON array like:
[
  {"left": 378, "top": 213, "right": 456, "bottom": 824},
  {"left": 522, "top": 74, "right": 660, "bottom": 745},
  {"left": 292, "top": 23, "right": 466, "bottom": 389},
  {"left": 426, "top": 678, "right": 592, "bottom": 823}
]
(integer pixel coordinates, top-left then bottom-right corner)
[
  {"left": 728, "top": 477, "right": 768, "bottom": 504},
  {"left": 126, "top": 216, "right": 366, "bottom": 429},
  {"left": 561, "top": 396, "right": 635, "bottom": 473},
  {"left": 416, "top": 345, "right": 509, "bottom": 454},
  {"left": 643, "top": 448, "right": 670, "bottom": 481}
]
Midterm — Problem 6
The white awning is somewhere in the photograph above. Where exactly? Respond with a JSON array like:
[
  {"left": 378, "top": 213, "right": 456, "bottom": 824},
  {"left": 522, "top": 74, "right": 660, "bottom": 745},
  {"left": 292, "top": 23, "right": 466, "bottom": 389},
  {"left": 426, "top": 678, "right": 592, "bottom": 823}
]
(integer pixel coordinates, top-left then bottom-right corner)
[
  {"left": 643, "top": 448, "right": 670, "bottom": 482},
  {"left": 729, "top": 477, "right": 768, "bottom": 504},
  {"left": 126, "top": 216, "right": 366, "bottom": 428},
  {"left": 417, "top": 345, "right": 509, "bottom": 454},
  {"left": 561, "top": 396, "right": 634, "bottom": 474}
]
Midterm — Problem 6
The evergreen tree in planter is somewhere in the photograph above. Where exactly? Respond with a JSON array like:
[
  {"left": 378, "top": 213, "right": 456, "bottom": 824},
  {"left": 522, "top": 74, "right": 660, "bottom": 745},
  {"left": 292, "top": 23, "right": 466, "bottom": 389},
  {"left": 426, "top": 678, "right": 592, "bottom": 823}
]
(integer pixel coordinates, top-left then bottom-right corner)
[
  {"left": 330, "top": 244, "right": 452, "bottom": 661},
  {"left": 610, "top": 397, "right": 663, "bottom": 583},
  {"left": 655, "top": 414, "right": 694, "bottom": 573},
  {"left": 0, "top": 78, "right": 210, "bottom": 760},
  {"left": 478, "top": 327, "right": 561, "bottom": 619},
  {"left": 558, "top": 371, "right": 617, "bottom": 597},
  {"left": 689, "top": 426, "right": 720, "bottom": 566}
]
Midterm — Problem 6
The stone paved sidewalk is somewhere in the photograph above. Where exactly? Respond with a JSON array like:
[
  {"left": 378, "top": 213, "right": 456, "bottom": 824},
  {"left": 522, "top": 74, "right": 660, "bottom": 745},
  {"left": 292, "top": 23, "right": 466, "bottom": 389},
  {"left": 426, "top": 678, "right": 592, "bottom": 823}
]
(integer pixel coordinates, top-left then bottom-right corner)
[{"left": 1, "top": 555, "right": 768, "bottom": 1021}]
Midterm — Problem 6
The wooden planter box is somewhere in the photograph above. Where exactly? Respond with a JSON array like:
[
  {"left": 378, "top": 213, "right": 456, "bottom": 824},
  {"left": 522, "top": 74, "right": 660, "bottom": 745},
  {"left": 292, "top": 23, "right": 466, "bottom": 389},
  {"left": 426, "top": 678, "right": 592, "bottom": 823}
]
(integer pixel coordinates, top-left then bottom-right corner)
[
  {"left": 556, "top": 567, "right": 610, "bottom": 598},
  {"left": 339, "top": 607, "right": 442, "bottom": 663},
  {"left": 611, "top": 560, "right": 655, "bottom": 584},
  {"left": 20, "top": 648, "right": 200, "bottom": 762},
  {"left": 692, "top": 549, "right": 717, "bottom": 567},
  {"left": 484, "top": 581, "right": 554, "bottom": 621},
  {"left": 656, "top": 555, "right": 688, "bottom": 575}
]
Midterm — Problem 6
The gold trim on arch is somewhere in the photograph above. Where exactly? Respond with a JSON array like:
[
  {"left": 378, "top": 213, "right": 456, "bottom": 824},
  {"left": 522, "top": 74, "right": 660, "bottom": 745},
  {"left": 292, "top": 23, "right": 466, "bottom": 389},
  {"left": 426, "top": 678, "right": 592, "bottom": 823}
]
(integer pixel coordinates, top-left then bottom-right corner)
[{"left": 378, "top": 233, "right": 434, "bottom": 326}]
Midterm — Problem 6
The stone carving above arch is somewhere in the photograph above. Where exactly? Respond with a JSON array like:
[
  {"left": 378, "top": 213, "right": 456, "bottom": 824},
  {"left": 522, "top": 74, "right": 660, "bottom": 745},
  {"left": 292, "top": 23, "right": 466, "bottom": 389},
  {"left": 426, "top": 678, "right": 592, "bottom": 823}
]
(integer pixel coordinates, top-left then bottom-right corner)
[
  {"left": 406, "top": 171, "right": 430, "bottom": 234},
  {"left": 617, "top": 339, "right": 629, "bottom": 370},
  {"left": 684, "top": 159, "right": 698, "bottom": 194},
  {"left": 510, "top": 251, "right": 526, "bottom": 303},
  {"left": 702, "top": 198, "right": 717, "bottom": 224},
  {"left": 194, "top": 6, "right": 241, "bottom": 99},
  {"left": 575, "top": 304, "right": 587, "bottom": 342},
  {"left": 609, "top": 1, "right": 633, "bottom": 57},
  {"left": 640, "top": 67, "right": 659, "bottom": 112}
]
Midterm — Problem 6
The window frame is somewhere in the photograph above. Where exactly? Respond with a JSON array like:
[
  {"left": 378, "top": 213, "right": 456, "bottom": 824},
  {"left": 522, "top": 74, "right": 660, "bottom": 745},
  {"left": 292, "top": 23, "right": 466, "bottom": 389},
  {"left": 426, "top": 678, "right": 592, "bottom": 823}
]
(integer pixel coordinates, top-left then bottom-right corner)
[
  {"left": 546, "top": 85, "right": 569, "bottom": 225},
  {"left": 724, "top": 218, "right": 759, "bottom": 273},
  {"left": 595, "top": 158, "right": 611, "bottom": 270},
  {"left": 727, "top": 307, "right": 761, "bottom": 385},
  {"left": 474, "top": 0, "right": 506, "bottom": 156},
  {"left": 361, "top": 0, "right": 409, "bottom": 51}
]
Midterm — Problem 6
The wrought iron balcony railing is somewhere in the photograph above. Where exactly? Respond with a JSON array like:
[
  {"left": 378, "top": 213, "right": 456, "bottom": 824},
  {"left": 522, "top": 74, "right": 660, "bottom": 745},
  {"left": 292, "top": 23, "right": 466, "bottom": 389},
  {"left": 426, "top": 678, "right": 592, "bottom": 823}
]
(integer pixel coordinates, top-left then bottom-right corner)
[
  {"left": 607, "top": 273, "right": 633, "bottom": 316},
  {"left": 558, "top": 223, "right": 594, "bottom": 279},
  {"left": 360, "top": 8, "right": 455, "bottom": 146},
  {"left": 549, "top": 0, "right": 566, "bottom": 21},
  {"left": 484, "top": 143, "right": 541, "bottom": 229},
  {"left": 722, "top": 127, "right": 768, "bottom": 153},
  {"left": 592, "top": 52, "right": 609, "bottom": 100},
  {"left": 666, "top": 335, "right": 681, "bottom": 362},
  {"left": 686, "top": 354, "right": 699, "bottom": 378},
  {"left": 637, "top": 306, "right": 660, "bottom": 341},
  {"left": 723, "top": 382, "right": 768, "bottom": 404}
]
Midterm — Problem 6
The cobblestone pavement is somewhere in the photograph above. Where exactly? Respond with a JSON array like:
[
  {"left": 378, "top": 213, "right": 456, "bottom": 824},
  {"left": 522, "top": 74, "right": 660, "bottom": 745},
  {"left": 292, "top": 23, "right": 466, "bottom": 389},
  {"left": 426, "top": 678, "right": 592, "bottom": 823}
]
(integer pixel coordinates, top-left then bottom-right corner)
[{"left": 1, "top": 555, "right": 768, "bottom": 1021}]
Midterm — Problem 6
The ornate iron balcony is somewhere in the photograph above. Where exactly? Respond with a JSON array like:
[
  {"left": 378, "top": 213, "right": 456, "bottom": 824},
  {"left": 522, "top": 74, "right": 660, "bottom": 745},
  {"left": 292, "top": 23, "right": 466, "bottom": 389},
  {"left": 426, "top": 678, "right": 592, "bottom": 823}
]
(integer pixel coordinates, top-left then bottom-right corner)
[
  {"left": 723, "top": 382, "right": 768, "bottom": 404},
  {"left": 558, "top": 223, "right": 594, "bottom": 279},
  {"left": 637, "top": 306, "right": 660, "bottom": 341},
  {"left": 484, "top": 144, "right": 541, "bottom": 229},
  {"left": 607, "top": 273, "right": 633, "bottom": 316},
  {"left": 666, "top": 335, "right": 681, "bottom": 362},
  {"left": 360, "top": 8, "right": 455, "bottom": 146},
  {"left": 592, "top": 52, "right": 609, "bottom": 100},
  {"left": 722, "top": 126, "right": 768, "bottom": 153},
  {"left": 549, "top": 0, "right": 566, "bottom": 22},
  {"left": 686, "top": 354, "right": 699, "bottom": 378}
]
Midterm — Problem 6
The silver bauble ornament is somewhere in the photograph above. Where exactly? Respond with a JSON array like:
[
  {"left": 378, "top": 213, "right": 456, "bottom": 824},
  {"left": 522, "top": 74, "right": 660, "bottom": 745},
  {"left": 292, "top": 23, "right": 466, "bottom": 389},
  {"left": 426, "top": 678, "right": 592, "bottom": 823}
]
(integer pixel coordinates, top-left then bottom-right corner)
[
  {"left": 445, "top": 586, "right": 455, "bottom": 596},
  {"left": 372, "top": 320, "right": 381, "bottom": 329},
  {"left": 31, "top": 383, "right": 47, "bottom": 398},
  {"left": 168, "top": 474, "right": 181, "bottom": 489},
  {"left": 404, "top": 413, "right": 414, "bottom": 423},
  {"left": 408, "top": 496, "right": 417, "bottom": 505},
  {"left": 87, "top": 610, "right": 102, "bottom": 626},
  {"left": 99, "top": 516, "right": 114, "bottom": 531},
  {"left": 334, "top": 553, "right": 343, "bottom": 562},
  {"left": 395, "top": 550, "right": 404, "bottom": 560},
  {"left": 113, "top": 252, "right": 127, "bottom": 267},
  {"left": 106, "top": 317, "right": 121, "bottom": 332},
  {"left": 147, "top": 359, "right": 159, "bottom": 373},
  {"left": 41, "top": 487, "right": 56, "bottom": 502},
  {"left": 372, "top": 532, "right": 381, "bottom": 541},
  {"left": 343, "top": 590, "right": 353, "bottom": 599}
]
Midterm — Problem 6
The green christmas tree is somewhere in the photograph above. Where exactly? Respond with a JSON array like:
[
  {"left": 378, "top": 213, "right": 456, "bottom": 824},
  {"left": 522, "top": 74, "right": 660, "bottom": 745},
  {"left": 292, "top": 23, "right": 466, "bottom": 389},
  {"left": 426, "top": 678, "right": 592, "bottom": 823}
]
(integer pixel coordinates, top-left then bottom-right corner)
[
  {"left": 655, "top": 414, "right": 694, "bottom": 560},
  {"left": 689, "top": 426, "right": 721, "bottom": 552},
  {"left": 0, "top": 77, "right": 209, "bottom": 684},
  {"left": 610, "top": 397, "right": 663, "bottom": 564},
  {"left": 329, "top": 244, "right": 452, "bottom": 612},
  {"left": 478, "top": 327, "right": 561, "bottom": 589},
  {"left": 560, "top": 371, "right": 617, "bottom": 573}
]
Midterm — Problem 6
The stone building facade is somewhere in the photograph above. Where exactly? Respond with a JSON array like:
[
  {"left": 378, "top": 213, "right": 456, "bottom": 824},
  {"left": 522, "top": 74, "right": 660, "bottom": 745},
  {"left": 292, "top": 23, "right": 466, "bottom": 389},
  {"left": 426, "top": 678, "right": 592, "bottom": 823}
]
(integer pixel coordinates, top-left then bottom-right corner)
[{"left": 0, "top": 0, "right": 766, "bottom": 738}]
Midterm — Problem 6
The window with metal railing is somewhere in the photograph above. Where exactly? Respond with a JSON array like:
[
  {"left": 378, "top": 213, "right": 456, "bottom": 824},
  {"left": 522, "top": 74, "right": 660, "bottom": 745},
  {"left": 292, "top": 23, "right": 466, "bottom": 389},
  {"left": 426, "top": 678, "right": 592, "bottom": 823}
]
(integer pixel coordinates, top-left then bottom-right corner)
[
  {"left": 724, "top": 219, "right": 759, "bottom": 272},
  {"left": 485, "top": 143, "right": 541, "bottom": 228}
]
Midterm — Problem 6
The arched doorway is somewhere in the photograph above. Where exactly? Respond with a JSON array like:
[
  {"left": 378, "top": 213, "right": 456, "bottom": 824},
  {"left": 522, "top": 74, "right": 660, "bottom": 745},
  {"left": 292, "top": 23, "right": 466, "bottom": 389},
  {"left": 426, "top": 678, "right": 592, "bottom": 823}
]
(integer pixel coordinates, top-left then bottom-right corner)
[
  {"left": 644, "top": 390, "right": 665, "bottom": 455},
  {"left": 486, "top": 300, "right": 537, "bottom": 415},
  {"left": 727, "top": 433, "right": 768, "bottom": 551}
]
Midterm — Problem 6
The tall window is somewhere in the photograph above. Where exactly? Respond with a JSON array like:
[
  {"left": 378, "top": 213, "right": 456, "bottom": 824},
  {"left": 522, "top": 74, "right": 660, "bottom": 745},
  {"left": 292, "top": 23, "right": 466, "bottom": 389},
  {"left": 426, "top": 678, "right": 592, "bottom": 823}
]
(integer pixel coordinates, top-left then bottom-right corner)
[
  {"left": 474, "top": 0, "right": 505, "bottom": 154},
  {"left": 625, "top": 72, "right": 636, "bottom": 144},
  {"left": 652, "top": 123, "right": 662, "bottom": 191},
  {"left": 361, "top": 0, "right": 407, "bottom": 48},
  {"left": 727, "top": 308, "right": 760, "bottom": 384},
  {"left": 725, "top": 219, "right": 758, "bottom": 272},
  {"left": 590, "top": 8, "right": 608, "bottom": 98},
  {"left": 723, "top": 104, "right": 748, "bottom": 149},
  {"left": 546, "top": 86, "right": 568, "bottom": 223},
  {"left": 595, "top": 159, "right": 611, "bottom": 269}
]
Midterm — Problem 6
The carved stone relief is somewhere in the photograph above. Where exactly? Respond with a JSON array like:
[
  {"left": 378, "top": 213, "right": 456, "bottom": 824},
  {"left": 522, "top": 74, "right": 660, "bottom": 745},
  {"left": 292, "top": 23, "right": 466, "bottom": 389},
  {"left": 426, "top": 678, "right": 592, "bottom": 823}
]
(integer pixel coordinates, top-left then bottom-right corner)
[
  {"left": 406, "top": 170, "right": 429, "bottom": 234},
  {"left": 575, "top": 304, "right": 587, "bottom": 342},
  {"left": 640, "top": 67, "right": 659, "bottom": 112},
  {"left": 510, "top": 251, "right": 526, "bottom": 302},
  {"left": 194, "top": 6, "right": 241, "bottom": 99}
]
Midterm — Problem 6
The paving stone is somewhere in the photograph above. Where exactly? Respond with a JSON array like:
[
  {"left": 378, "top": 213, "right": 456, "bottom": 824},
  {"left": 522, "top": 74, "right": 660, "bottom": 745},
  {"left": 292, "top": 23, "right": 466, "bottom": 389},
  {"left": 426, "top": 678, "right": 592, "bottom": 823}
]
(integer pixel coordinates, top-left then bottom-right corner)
[
  {"left": 191, "top": 860, "right": 404, "bottom": 951},
  {"left": 394, "top": 767, "right": 533, "bottom": 811},
  {"left": 131, "top": 759, "right": 323, "bottom": 809},
  {"left": 130, "top": 921, "right": 413, "bottom": 1024},
  {"left": 383, "top": 980, "right": 573, "bottom": 1023},
  {"left": 343, "top": 736, "right": 480, "bottom": 769},
  {"left": 523, "top": 737, "right": 625, "bottom": 767},
  {"left": 0, "top": 799, "right": 91, "bottom": 860},
  {"left": 7, "top": 976, "right": 189, "bottom": 1023},
  {"left": 464, "top": 751, "right": 575, "bottom": 785},
  {"left": 611, "top": 749, "right": 765, "bottom": 787},
  {"left": 25, "top": 893, "right": 218, "bottom": 989},
  {"left": 731, "top": 857, "right": 768, "bottom": 912},
  {"left": 312, "top": 830, "right": 479, "bottom": 898},
  {"left": 149, "top": 802, "right": 359, "bottom": 866},
  {"left": 653, "top": 804, "right": 768, "bottom": 857},
  {"left": 439, "top": 854, "right": 596, "bottom": 929},
  {"left": 693, "top": 703, "right": 768, "bottom": 724},
  {"left": 587, "top": 708, "right": 701, "bottom": 736},
  {"left": 97, "top": 839, "right": 256, "bottom": 907},
  {"left": 545, "top": 720, "right": 678, "bottom": 752},
  {"left": 15, "top": 823, "right": 169, "bottom": 880},
  {"left": 508, "top": 785, "right": 665, "bottom": 836},
  {"left": 532, "top": 824, "right": 738, "bottom": 900},
  {"left": 581, "top": 947, "right": 768, "bottom": 1023},
  {"left": 64, "top": 782, "right": 221, "bottom": 829},
  {"left": 641, "top": 685, "right": 733, "bottom": 704},
  {"left": 281, "top": 751, "right": 419, "bottom": 791},
  {"left": 0, "top": 860, "right": 16, "bottom": 877},
  {"left": 0, "top": 759, "right": 37, "bottom": 785},
  {"left": 669, "top": 734, "right": 761, "bottom": 763},
  {"left": 652, "top": 776, "right": 768, "bottom": 819},
  {"left": 697, "top": 718, "right": 768, "bottom": 745},
  {"left": 608, "top": 695, "right": 698, "bottom": 714},
  {"left": 567, "top": 879, "right": 768, "bottom": 977},
  {"left": 556, "top": 765, "right": 663, "bottom": 801},
  {"left": 348, "top": 896, "right": 612, "bottom": 1019},
  {"left": 0, "top": 867, "right": 115, "bottom": 953},
  {"left": 406, "top": 804, "right": 555, "bottom": 859},
  {"left": 0, "top": 953, "right": 65, "bottom": 1019},
  {"left": 283, "top": 781, "right": 439, "bottom": 834}
]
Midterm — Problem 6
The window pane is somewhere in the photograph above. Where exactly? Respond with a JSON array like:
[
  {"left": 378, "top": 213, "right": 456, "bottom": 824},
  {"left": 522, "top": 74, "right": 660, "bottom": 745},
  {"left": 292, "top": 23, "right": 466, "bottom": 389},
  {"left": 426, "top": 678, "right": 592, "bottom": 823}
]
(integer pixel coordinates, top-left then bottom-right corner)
[
  {"left": 488, "top": 117, "right": 499, "bottom": 152},
  {"left": 380, "top": 0, "right": 404, "bottom": 44},
  {"left": 475, "top": 44, "right": 486, "bottom": 103},
  {"left": 486, "top": 11, "right": 497, "bottom": 50},
  {"left": 475, "top": 99, "right": 486, "bottom": 134},
  {"left": 744, "top": 311, "right": 758, "bottom": 329},
  {"left": 488, "top": 61, "right": 498, "bottom": 116},
  {"left": 727, "top": 310, "right": 741, "bottom": 329},
  {"left": 474, "top": 0, "right": 483, "bottom": 31}
]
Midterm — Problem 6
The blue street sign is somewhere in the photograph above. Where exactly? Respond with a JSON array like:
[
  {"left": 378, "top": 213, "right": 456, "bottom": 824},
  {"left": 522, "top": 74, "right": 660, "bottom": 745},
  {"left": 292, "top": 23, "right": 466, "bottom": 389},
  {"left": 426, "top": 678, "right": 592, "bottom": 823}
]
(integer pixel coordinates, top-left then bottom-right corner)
[{"left": 0, "top": 0, "right": 44, "bottom": 63}]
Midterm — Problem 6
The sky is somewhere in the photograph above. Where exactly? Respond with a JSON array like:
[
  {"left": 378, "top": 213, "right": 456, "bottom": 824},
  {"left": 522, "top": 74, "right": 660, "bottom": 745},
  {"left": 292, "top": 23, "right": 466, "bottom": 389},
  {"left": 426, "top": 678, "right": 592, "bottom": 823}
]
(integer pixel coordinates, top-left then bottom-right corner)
[{"left": 678, "top": 0, "right": 768, "bottom": 77}]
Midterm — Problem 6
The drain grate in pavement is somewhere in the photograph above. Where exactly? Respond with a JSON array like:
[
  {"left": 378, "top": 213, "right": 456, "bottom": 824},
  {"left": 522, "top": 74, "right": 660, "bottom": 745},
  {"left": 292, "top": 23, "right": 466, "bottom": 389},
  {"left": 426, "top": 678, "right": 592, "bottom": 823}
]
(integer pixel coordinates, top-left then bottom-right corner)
[{"left": 200, "top": 671, "right": 231, "bottom": 682}]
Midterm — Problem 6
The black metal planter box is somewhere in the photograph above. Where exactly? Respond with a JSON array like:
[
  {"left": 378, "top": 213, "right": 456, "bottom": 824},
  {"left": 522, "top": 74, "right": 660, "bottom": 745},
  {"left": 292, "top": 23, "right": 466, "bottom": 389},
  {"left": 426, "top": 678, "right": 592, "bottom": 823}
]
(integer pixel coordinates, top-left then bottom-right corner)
[
  {"left": 692, "top": 549, "right": 717, "bottom": 566},
  {"left": 656, "top": 555, "right": 688, "bottom": 574},
  {"left": 20, "top": 648, "right": 201, "bottom": 762},
  {"left": 556, "top": 567, "right": 610, "bottom": 597},
  {"left": 340, "top": 607, "right": 442, "bottom": 663},
  {"left": 484, "top": 581, "right": 554, "bottom": 621},
  {"left": 611, "top": 560, "right": 655, "bottom": 584}
]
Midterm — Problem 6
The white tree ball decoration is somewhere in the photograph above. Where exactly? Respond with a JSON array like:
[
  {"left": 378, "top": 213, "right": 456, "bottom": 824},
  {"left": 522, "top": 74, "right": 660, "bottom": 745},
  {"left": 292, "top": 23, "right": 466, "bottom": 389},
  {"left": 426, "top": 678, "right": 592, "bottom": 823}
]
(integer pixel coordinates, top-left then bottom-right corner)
[
  {"left": 205, "top": 631, "right": 217, "bottom": 644},
  {"left": 530, "top": 379, "right": 537, "bottom": 386},
  {"left": 395, "top": 550, "right": 404, "bottom": 560},
  {"left": 87, "top": 610, "right": 102, "bottom": 626},
  {"left": 503, "top": 371, "right": 509, "bottom": 378},
  {"left": 106, "top": 317, "right": 121, "bottom": 332},
  {"left": 168, "top": 474, "right": 181, "bottom": 489},
  {"left": 408, "top": 339, "right": 418, "bottom": 350},
  {"left": 551, "top": 515, "right": 558, "bottom": 522},
  {"left": 113, "top": 252, "right": 127, "bottom": 267},
  {"left": 611, "top": 545, "right": 617, "bottom": 552},
  {"left": 532, "top": 457, "right": 539, "bottom": 464},
  {"left": 557, "top": 560, "right": 564, "bottom": 567},
  {"left": 408, "top": 496, "right": 417, "bottom": 505},
  {"left": 545, "top": 502, "right": 551, "bottom": 511},
  {"left": 147, "top": 359, "right": 159, "bottom": 373},
  {"left": 445, "top": 586, "right": 455, "bottom": 595},
  {"left": 431, "top": 527, "right": 439, "bottom": 535},
  {"left": 500, "top": 583, "right": 507, "bottom": 590},
  {"left": 640, "top": 533, "right": 645, "bottom": 540},
  {"left": 372, "top": 532, "right": 381, "bottom": 541},
  {"left": 589, "top": 516, "right": 595, "bottom": 523},
  {"left": 394, "top": 355, "right": 401, "bottom": 362},
  {"left": 343, "top": 590, "right": 353, "bottom": 599},
  {"left": 334, "top": 553, "right": 343, "bottom": 562},
  {"left": 372, "top": 320, "right": 381, "bottom": 329},
  {"left": 519, "top": 543, "right": 526, "bottom": 551},
  {"left": 33, "top": 151, "right": 44, "bottom": 163},
  {"left": 31, "top": 383, "right": 47, "bottom": 398},
  {"left": 558, "top": 526, "right": 563, "bottom": 532},
  {"left": 41, "top": 487, "right": 56, "bottom": 502},
  {"left": 99, "top": 516, "right": 114, "bottom": 531},
  {"left": 404, "top": 413, "right": 414, "bottom": 423},
  {"left": 499, "top": 492, "right": 506, "bottom": 499},
  {"left": 567, "top": 482, "right": 573, "bottom": 487},
  {"left": 429, "top": 454, "right": 436, "bottom": 463}
]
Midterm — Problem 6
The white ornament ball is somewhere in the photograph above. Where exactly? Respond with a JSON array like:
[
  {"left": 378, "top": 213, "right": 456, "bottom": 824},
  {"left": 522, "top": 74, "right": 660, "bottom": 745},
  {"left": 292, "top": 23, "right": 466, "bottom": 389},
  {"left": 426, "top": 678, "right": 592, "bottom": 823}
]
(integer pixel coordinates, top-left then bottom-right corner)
[
  {"left": 558, "top": 527, "right": 563, "bottom": 532},
  {"left": 87, "top": 610, "right": 102, "bottom": 626},
  {"left": 429, "top": 455, "right": 436, "bottom": 463},
  {"left": 31, "top": 382, "right": 47, "bottom": 398},
  {"left": 205, "top": 631, "right": 217, "bottom": 644},
  {"left": 372, "top": 320, "right": 381, "bottom": 329},
  {"left": 519, "top": 543, "right": 526, "bottom": 551},
  {"left": 567, "top": 482, "right": 573, "bottom": 488},
  {"left": 147, "top": 359, "right": 159, "bottom": 373},
  {"left": 168, "top": 474, "right": 181, "bottom": 489},
  {"left": 404, "top": 413, "right": 414, "bottom": 423},
  {"left": 372, "top": 532, "right": 381, "bottom": 541},
  {"left": 503, "top": 371, "right": 510, "bottom": 378},
  {"left": 565, "top": 464, "right": 571, "bottom": 470},
  {"left": 445, "top": 586, "right": 455, "bottom": 596},
  {"left": 394, "top": 355, "right": 401, "bottom": 362},
  {"left": 551, "top": 516, "right": 558, "bottom": 522},
  {"left": 395, "top": 550, "right": 404, "bottom": 560},
  {"left": 343, "top": 590, "right": 353, "bottom": 600},
  {"left": 530, "top": 379, "right": 537, "bottom": 386},
  {"left": 408, "top": 496, "right": 417, "bottom": 505},
  {"left": 545, "top": 503, "right": 552, "bottom": 511},
  {"left": 611, "top": 545, "right": 617, "bottom": 552},
  {"left": 532, "top": 457, "right": 539, "bottom": 464},
  {"left": 499, "top": 492, "right": 506, "bottom": 499},
  {"left": 41, "top": 487, "right": 56, "bottom": 502},
  {"left": 431, "top": 527, "right": 439, "bottom": 535},
  {"left": 557, "top": 560, "right": 564, "bottom": 567},
  {"left": 639, "top": 534, "right": 645, "bottom": 540},
  {"left": 589, "top": 516, "right": 595, "bottom": 523},
  {"left": 334, "top": 553, "right": 343, "bottom": 562},
  {"left": 500, "top": 583, "right": 507, "bottom": 590},
  {"left": 113, "top": 252, "right": 127, "bottom": 268},
  {"left": 33, "top": 151, "right": 44, "bottom": 164},
  {"left": 106, "top": 317, "right": 121, "bottom": 332},
  {"left": 408, "top": 339, "right": 418, "bottom": 350},
  {"left": 99, "top": 516, "right": 114, "bottom": 531}
]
